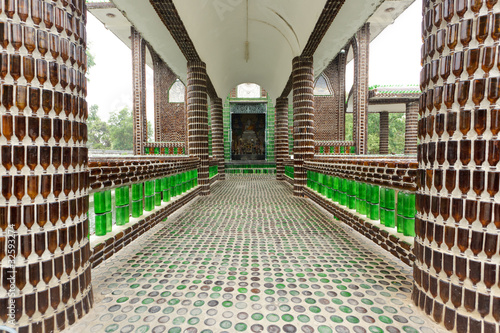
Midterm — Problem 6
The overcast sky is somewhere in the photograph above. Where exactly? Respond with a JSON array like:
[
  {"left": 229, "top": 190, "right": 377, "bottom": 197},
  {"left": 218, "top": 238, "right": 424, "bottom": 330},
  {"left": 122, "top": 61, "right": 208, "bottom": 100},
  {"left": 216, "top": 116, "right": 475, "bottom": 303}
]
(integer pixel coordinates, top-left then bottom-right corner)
[{"left": 86, "top": 0, "right": 422, "bottom": 124}]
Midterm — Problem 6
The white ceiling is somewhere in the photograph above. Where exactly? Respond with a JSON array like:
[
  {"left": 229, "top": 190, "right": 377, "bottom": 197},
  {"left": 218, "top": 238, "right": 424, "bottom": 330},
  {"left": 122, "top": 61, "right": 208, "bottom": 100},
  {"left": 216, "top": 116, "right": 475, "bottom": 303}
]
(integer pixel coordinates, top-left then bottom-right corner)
[{"left": 92, "top": 0, "right": 415, "bottom": 100}]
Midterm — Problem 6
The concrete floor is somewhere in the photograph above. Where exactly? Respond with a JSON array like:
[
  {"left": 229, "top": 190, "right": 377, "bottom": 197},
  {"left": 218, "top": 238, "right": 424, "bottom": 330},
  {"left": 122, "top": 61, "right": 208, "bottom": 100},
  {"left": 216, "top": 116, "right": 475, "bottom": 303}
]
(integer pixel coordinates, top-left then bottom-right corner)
[{"left": 68, "top": 175, "right": 444, "bottom": 333}]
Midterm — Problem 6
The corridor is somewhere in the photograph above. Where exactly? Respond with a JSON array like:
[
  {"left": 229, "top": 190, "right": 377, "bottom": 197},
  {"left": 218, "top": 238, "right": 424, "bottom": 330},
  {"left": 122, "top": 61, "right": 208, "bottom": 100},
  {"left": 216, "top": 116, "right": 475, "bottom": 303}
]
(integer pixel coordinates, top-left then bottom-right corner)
[{"left": 69, "top": 176, "right": 442, "bottom": 333}]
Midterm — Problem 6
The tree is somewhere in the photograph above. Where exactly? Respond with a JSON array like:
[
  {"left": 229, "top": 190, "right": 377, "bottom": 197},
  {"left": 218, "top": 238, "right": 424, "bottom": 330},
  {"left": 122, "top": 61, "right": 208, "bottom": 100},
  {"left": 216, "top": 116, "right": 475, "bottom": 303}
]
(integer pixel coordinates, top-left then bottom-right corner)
[
  {"left": 86, "top": 43, "right": 96, "bottom": 79},
  {"left": 87, "top": 105, "right": 111, "bottom": 149},
  {"left": 108, "top": 107, "right": 134, "bottom": 150}
]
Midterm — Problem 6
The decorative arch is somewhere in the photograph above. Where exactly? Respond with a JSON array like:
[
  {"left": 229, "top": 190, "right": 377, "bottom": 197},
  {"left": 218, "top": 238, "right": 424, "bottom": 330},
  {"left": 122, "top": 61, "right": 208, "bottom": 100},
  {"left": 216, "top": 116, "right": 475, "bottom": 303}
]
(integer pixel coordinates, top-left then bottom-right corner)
[
  {"left": 237, "top": 83, "right": 261, "bottom": 98},
  {"left": 313, "top": 73, "right": 333, "bottom": 96},
  {"left": 169, "top": 79, "right": 186, "bottom": 103}
]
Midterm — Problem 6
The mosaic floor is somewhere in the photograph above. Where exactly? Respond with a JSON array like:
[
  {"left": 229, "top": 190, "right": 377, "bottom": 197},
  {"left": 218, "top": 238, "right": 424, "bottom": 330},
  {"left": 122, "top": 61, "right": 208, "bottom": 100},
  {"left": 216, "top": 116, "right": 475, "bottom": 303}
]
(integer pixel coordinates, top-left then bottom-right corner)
[{"left": 68, "top": 175, "right": 445, "bottom": 333}]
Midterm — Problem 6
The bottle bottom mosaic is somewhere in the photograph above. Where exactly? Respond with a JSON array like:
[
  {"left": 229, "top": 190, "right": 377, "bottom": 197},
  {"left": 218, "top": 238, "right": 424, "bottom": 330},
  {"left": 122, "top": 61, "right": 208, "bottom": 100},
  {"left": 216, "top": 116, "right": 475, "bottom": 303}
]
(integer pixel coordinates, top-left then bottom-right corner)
[{"left": 68, "top": 175, "right": 444, "bottom": 333}]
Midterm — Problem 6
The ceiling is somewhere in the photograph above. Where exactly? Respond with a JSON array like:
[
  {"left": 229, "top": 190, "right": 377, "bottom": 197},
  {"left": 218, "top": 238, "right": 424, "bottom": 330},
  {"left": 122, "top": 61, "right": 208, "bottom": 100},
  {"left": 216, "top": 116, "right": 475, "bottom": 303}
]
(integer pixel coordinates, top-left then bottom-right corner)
[{"left": 89, "top": 0, "right": 415, "bottom": 101}]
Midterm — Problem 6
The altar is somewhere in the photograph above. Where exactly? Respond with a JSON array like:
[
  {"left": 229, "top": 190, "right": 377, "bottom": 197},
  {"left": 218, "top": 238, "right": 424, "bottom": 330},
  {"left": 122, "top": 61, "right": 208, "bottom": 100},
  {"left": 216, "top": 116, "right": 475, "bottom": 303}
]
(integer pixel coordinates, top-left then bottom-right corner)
[{"left": 231, "top": 113, "right": 266, "bottom": 160}]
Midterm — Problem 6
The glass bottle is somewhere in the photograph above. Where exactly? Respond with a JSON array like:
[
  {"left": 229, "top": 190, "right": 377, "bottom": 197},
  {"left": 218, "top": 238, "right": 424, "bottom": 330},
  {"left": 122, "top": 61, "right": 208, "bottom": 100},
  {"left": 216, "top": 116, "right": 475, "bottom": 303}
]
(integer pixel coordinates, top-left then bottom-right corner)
[
  {"left": 457, "top": 228, "right": 469, "bottom": 253},
  {"left": 476, "top": 15, "right": 489, "bottom": 44},
  {"left": 27, "top": 175, "right": 38, "bottom": 200},
  {"left": 23, "top": 56, "right": 35, "bottom": 83},
  {"left": 459, "top": 169, "right": 471, "bottom": 195},
  {"left": 488, "top": 77, "right": 500, "bottom": 104},
  {"left": 493, "top": 13, "right": 500, "bottom": 41},
  {"left": 43, "top": 2, "right": 54, "bottom": 29},
  {"left": 49, "top": 202, "right": 59, "bottom": 225},
  {"left": 54, "top": 92, "right": 63, "bottom": 115},
  {"left": 446, "top": 169, "right": 456, "bottom": 194},
  {"left": 2, "top": 86, "right": 13, "bottom": 111},
  {"left": 444, "top": 82, "right": 454, "bottom": 108},
  {"left": 42, "top": 260, "right": 53, "bottom": 284},
  {"left": 53, "top": 118, "right": 62, "bottom": 143},
  {"left": 37, "top": 59, "right": 48, "bottom": 85},
  {"left": 465, "top": 199, "right": 477, "bottom": 224},
  {"left": 466, "top": 48, "right": 480, "bottom": 76},
  {"left": 24, "top": 26, "right": 36, "bottom": 54},
  {"left": 52, "top": 146, "right": 61, "bottom": 169},
  {"left": 40, "top": 174, "right": 50, "bottom": 199},
  {"left": 16, "top": 86, "right": 27, "bottom": 112},
  {"left": 39, "top": 146, "right": 49, "bottom": 170},
  {"left": 474, "top": 139, "right": 486, "bottom": 166},
  {"left": 474, "top": 109, "right": 487, "bottom": 136},
  {"left": 28, "top": 116, "right": 39, "bottom": 142},
  {"left": 0, "top": 53, "right": 7, "bottom": 80},
  {"left": 34, "top": 232, "right": 45, "bottom": 257},
  {"left": 434, "top": 86, "right": 443, "bottom": 110},
  {"left": 460, "top": 19, "right": 473, "bottom": 48},
  {"left": 452, "top": 197, "right": 463, "bottom": 222},
  {"left": 29, "top": 263, "right": 40, "bottom": 288},
  {"left": 18, "top": 0, "right": 29, "bottom": 22},
  {"left": 436, "top": 113, "right": 445, "bottom": 137},
  {"left": 447, "top": 23, "right": 458, "bottom": 50},
  {"left": 434, "top": 169, "right": 443, "bottom": 192},
  {"left": 453, "top": 52, "right": 464, "bottom": 77},
  {"left": 4, "top": 0, "right": 15, "bottom": 19},
  {"left": 37, "top": 30, "right": 48, "bottom": 57},
  {"left": 443, "top": 0, "right": 454, "bottom": 22},
  {"left": 15, "top": 115, "right": 26, "bottom": 142},
  {"left": 55, "top": 7, "right": 64, "bottom": 33},
  {"left": 40, "top": 117, "right": 51, "bottom": 142},
  {"left": 50, "top": 34, "right": 60, "bottom": 59},
  {"left": 42, "top": 90, "right": 52, "bottom": 115},
  {"left": 488, "top": 140, "right": 500, "bottom": 166},
  {"left": 479, "top": 202, "right": 492, "bottom": 228},
  {"left": 13, "top": 145, "right": 24, "bottom": 171},
  {"left": 444, "top": 226, "right": 455, "bottom": 249},
  {"left": 459, "top": 109, "right": 471, "bottom": 135},
  {"left": 434, "top": 220, "right": 444, "bottom": 245},
  {"left": 1, "top": 146, "right": 11, "bottom": 170},
  {"left": 487, "top": 171, "right": 499, "bottom": 197},
  {"left": 10, "top": 24, "right": 22, "bottom": 51},
  {"left": 31, "top": 0, "right": 43, "bottom": 25},
  {"left": 456, "top": 0, "right": 467, "bottom": 17},
  {"left": 36, "top": 203, "right": 47, "bottom": 228},
  {"left": 52, "top": 174, "right": 62, "bottom": 198},
  {"left": 472, "top": 79, "right": 485, "bottom": 106},
  {"left": 484, "top": 233, "right": 498, "bottom": 258},
  {"left": 49, "top": 62, "right": 59, "bottom": 87},
  {"left": 0, "top": 23, "right": 8, "bottom": 49},
  {"left": 459, "top": 139, "right": 471, "bottom": 165},
  {"left": 9, "top": 56, "right": 20, "bottom": 83},
  {"left": 436, "top": 29, "right": 445, "bottom": 54},
  {"left": 54, "top": 256, "right": 63, "bottom": 279}
]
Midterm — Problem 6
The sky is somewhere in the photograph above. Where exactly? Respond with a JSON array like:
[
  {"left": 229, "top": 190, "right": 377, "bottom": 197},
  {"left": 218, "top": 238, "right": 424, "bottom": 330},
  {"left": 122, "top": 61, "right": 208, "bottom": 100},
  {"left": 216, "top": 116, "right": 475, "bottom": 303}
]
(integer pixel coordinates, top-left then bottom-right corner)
[{"left": 86, "top": 0, "right": 422, "bottom": 124}]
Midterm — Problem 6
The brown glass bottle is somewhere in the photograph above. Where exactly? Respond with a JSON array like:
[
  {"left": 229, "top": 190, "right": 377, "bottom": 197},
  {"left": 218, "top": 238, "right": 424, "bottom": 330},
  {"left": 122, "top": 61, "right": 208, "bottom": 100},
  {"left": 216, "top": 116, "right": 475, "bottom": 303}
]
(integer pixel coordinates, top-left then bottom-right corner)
[
  {"left": 16, "top": 86, "right": 27, "bottom": 113},
  {"left": 13, "top": 145, "right": 24, "bottom": 171},
  {"left": 54, "top": 256, "right": 63, "bottom": 280},
  {"left": 465, "top": 199, "right": 477, "bottom": 224},
  {"left": 459, "top": 110, "right": 471, "bottom": 135},
  {"left": 476, "top": 15, "right": 489, "bottom": 44},
  {"left": 27, "top": 175, "right": 38, "bottom": 200},
  {"left": 42, "top": 260, "right": 53, "bottom": 284},
  {"left": 484, "top": 233, "right": 498, "bottom": 258},
  {"left": 474, "top": 140, "right": 486, "bottom": 166},
  {"left": 40, "top": 174, "right": 50, "bottom": 199},
  {"left": 484, "top": 263, "right": 496, "bottom": 289},
  {"left": 488, "top": 78, "right": 500, "bottom": 105},
  {"left": 447, "top": 23, "right": 459, "bottom": 50},
  {"left": 488, "top": 140, "right": 500, "bottom": 167},
  {"left": 452, "top": 197, "right": 463, "bottom": 222},
  {"left": 458, "top": 169, "right": 470, "bottom": 195},
  {"left": 10, "top": 24, "right": 22, "bottom": 52},
  {"left": 36, "top": 203, "right": 47, "bottom": 228},
  {"left": 51, "top": 286, "right": 60, "bottom": 310},
  {"left": 23, "top": 56, "right": 35, "bottom": 84},
  {"left": 446, "top": 169, "right": 456, "bottom": 194},
  {"left": 472, "top": 79, "right": 485, "bottom": 105},
  {"left": 2, "top": 86, "right": 13, "bottom": 111},
  {"left": 14, "top": 115, "right": 26, "bottom": 142},
  {"left": 43, "top": 2, "right": 54, "bottom": 29},
  {"left": 37, "top": 30, "right": 48, "bottom": 56},
  {"left": 29, "top": 263, "right": 40, "bottom": 288},
  {"left": 34, "top": 232, "right": 45, "bottom": 257},
  {"left": 491, "top": 109, "right": 500, "bottom": 136},
  {"left": 39, "top": 146, "right": 49, "bottom": 170},
  {"left": 460, "top": 19, "right": 473, "bottom": 47},
  {"left": 459, "top": 139, "right": 470, "bottom": 165},
  {"left": 466, "top": 49, "right": 479, "bottom": 76},
  {"left": 52, "top": 175, "right": 62, "bottom": 198},
  {"left": 487, "top": 171, "right": 499, "bottom": 197},
  {"left": 52, "top": 146, "right": 61, "bottom": 169},
  {"left": 493, "top": 14, "right": 500, "bottom": 41}
]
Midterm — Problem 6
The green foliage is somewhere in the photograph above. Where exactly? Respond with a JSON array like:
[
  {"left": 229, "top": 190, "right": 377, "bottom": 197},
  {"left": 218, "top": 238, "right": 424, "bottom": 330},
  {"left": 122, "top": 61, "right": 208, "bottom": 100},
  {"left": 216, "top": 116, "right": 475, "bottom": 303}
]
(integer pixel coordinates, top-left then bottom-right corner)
[
  {"left": 108, "top": 107, "right": 134, "bottom": 150},
  {"left": 367, "top": 113, "right": 406, "bottom": 155},
  {"left": 345, "top": 113, "right": 353, "bottom": 141},
  {"left": 87, "top": 105, "right": 111, "bottom": 149}
]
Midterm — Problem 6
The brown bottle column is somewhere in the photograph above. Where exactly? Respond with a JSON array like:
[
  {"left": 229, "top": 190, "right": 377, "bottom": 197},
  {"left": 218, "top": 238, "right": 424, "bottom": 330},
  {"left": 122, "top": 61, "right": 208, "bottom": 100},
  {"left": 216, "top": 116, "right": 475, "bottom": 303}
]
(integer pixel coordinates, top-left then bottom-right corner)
[
  {"left": 275, "top": 97, "right": 289, "bottom": 180},
  {"left": 292, "top": 56, "right": 315, "bottom": 196},
  {"left": 353, "top": 23, "right": 370, "bottom": 154},
  {"left": 211, "top": 97, "right": 225, "bottom": 180},
  {"left": 0, "top": 0, "right": 93, "bottom": 331},
  {"left": 415, "top": 2, "right": 500, "bottom": 332},
  {"left": 187, "top": 61, "right": 210, "bottom": 195},
  {"left": 404, "top": 101, "right": 418, "bottom": 155},
  {"left": 131, "top": 27, "right": 147, "bottom": 155},
  {"left": 379, "top": 111, "right": 389, "bottom": 154}
]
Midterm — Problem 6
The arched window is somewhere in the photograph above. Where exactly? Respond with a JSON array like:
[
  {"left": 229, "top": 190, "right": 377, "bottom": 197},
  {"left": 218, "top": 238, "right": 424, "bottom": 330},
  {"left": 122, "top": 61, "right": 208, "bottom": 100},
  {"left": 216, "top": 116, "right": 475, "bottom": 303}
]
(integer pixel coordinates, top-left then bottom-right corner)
[
  {"left": 314, "top": 74, "right": 333, "bottom": 96},
  {"left": 237, "top": 83, "right": 261, "bottom": 98},
  {"left": 169, "top": 79, "right": 186, "bottom": 103}
]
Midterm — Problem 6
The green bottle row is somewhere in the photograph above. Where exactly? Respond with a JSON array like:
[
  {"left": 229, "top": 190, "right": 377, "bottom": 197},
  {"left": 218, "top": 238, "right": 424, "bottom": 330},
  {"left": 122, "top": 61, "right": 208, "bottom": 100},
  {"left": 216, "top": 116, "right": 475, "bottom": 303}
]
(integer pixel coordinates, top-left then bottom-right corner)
[
  {"left": 93, "top": 169, "right": 198, "bottom": 237},
  {"left": 306, "top": 170, "right": 416, "bottom": 237},
  {"left": 209, "top": 165, "right": 219, "bottom": 178},
  {"left": 317, "top": 146, "right": 356, "bottom": 154},
  {"left": 284, "top": 166, "right": 294, "bottom": 179},
  {"left": 144, "top": 147, "right": 186, "bottom": 155}
]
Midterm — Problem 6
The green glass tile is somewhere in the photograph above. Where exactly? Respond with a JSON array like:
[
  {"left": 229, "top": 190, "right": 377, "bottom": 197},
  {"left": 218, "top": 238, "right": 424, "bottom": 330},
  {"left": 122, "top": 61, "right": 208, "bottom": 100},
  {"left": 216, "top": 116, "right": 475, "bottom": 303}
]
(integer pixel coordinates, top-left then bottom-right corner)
[
  {"left": 155, "top": 178, "right": 162, "bottom": 192},
  {"left": 397, "top": 214, "right": 404, "bottom": 233},
  {"left": 115, "top": 186, "right": 129, "bottom": 206},
  {"left": 95, "top": 214, "right": 107, "bottom": 236},
  {"left": 94, "top": 191, "right": 106, "bottom": 214},
  {"left": 403, "top": 217, "right": 416, "bottom": 236},
  {"left": 370, "top": 203, "right": 379, "bottom": 220},
  {"left": 144, "top": 196, "right": 155, "bottom": 212},
  {"left": 145, "top": 181, "right": 154, "bottom": 197},
  {"left": 132, "top": 183, "right": 143, "bottom": 201},
  {"left": 105, "top": 211, "right": 112, "bottom": 232},
  {"left": 385, "top": 209, "right": 396, "bottom": 228},
  {"left": 116, "top": 206, "right": 129, "bottom": 226},
  {"left": 132, "top": 200, "right": 143, "bottom": 218},
  {"left": 385, "top": 188, "right": 396, "bottom": 210}
]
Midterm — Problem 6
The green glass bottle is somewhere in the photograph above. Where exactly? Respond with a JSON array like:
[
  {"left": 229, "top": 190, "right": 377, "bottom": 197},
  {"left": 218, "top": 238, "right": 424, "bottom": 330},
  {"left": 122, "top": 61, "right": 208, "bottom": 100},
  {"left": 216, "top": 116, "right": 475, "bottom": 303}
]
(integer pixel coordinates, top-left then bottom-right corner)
[
  {"left": 132, "top": 200, "right": 143, "bottom": 218},
  {"left": 116, "top": 206, "right": 129, "bottom": 226},
  {"left": 95, "top": 214, "right": 107, "bottom": 236}
]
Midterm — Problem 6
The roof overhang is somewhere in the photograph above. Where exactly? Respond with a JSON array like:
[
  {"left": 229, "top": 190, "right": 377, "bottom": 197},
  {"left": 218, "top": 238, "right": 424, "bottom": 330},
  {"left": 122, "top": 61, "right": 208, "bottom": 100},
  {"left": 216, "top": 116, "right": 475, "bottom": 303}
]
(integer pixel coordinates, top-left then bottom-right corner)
[{"left": 88, "top": 0, "right": 415, "bottom": 100}]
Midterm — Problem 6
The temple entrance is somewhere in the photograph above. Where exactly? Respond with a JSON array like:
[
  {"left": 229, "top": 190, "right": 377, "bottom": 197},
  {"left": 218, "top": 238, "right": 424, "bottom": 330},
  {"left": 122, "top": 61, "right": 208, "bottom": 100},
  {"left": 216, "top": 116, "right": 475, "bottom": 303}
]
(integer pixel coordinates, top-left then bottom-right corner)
[{"left": 231, "top": 113, "right": 266, "bottom": 160}]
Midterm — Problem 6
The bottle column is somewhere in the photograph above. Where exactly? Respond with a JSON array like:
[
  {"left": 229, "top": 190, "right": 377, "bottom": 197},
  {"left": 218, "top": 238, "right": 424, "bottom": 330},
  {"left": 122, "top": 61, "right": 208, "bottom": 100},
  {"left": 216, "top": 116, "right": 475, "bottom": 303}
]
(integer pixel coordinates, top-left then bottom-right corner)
[
  {"left": 379, "top": 111, "right": 389, "bottom": 154},
  {"left": 353, "top": 23, "right": 370, "bottom": 155},
  {"left": 0, "top": 0, "right": 93, "bottom": 331},
  {"left": 131, "top": 27, "right": 146, "bottom": 155},
  {"left": 211, "top": 97, "right": 225, "bottom": 180},
  {"left": 292, "top": 56, "right": 315, "bottom": 197},
  {"left": 275, "top": 97, "right": 289, "bottom": 180},
  {"left": 404, "top": 101, "right": 419, "bottom": 154},
  {"left": 415, "top": 1, "right": 500, "bottom": 332},
  {"left": 187, "top": 61, "right": 209, "bottom": 195}
]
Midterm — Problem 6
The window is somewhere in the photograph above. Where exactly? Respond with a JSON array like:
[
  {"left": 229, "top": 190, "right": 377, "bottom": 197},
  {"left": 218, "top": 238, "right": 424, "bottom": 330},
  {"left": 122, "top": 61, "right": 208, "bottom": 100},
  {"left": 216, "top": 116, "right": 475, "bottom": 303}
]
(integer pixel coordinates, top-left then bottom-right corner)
[
  {"left": 169, "top": 79, "right": 185, "bottom": 103},
  {"left": 314, "top": 75, "right": 332, "bottom": 96},
  {"left": 237, "top": 83, "right": 261, "bottom": 98}
]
